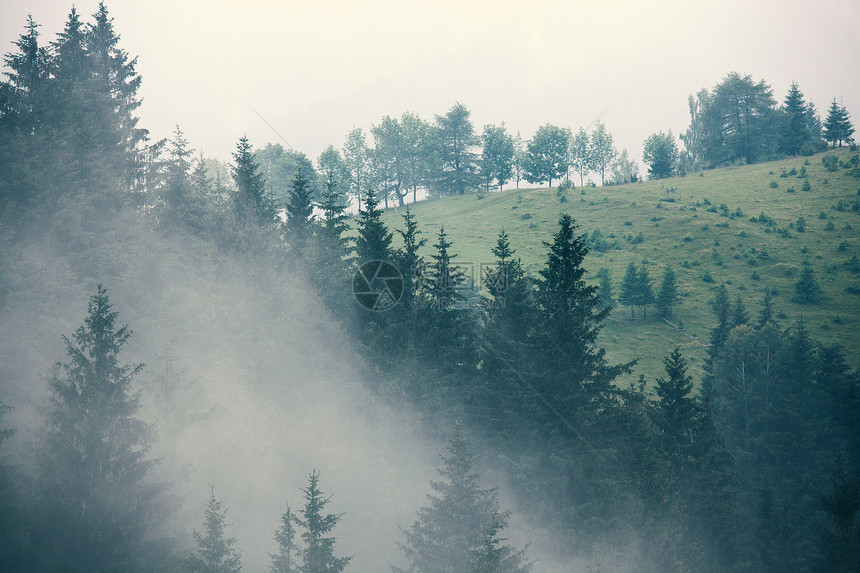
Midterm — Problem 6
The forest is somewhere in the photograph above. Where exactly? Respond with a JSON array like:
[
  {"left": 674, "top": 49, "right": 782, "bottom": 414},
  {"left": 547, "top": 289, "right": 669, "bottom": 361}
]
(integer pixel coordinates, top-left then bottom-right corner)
[{"left": 1, "top": 3, "right": 859, "bottom": 573}]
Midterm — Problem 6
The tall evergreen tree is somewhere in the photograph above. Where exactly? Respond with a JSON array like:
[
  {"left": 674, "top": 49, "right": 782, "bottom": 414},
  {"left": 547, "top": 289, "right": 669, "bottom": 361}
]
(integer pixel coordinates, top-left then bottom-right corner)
[
  {"left": 284, "top": 168, "right": 315, "bottom": 251},
  {"left": 817, "top": 455, "right": 860, "bottom": 573},
  {"left": 656, "top": 265, "right": 680, "bottom": 318},
  {"left": 353, "top": 188, "right": 392, "bottom": 264},
  {"left": 395, "top": 206, "right": 426, "bottom": 307},
  {"left": 779, "top": 82, "right": 813, "bottom": 156},
  {"left": 823, "top": 99, "right": 855, "bottom": 148},
  {"left": 270, "top": 505, "right": 300, "bottom": 573},
  {"left": 395, "top": 429, "right": 531, "bottom": 573},
  {"left": 434, "top": 102, "right": 478, "bottom": 196},
  {"left": 619, "top": 262, "right": 639, "bottom": 318},
  {"left": 595, "top": 267, "right": 614, "bottom": 310},
  {"left": 298, "top": 471, "right": 351, "bottom": 573},
  {"left": 187, "top": 484, "right": 243, "bottom": 573},
  {"left": 637, "top": 265, "right": 655, "bottom": 319},
  {"left": 231, "top": 135, "right": 272, "bottom": 225},
  {"left": 31, "top": 286, "right": 170, "bottom": 572}
]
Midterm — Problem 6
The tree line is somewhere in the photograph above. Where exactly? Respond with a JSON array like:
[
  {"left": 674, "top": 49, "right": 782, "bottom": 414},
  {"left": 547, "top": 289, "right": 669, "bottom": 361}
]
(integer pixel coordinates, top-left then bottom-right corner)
[{"left": 1, "top": 4, "right": 859, "bottom": 572}]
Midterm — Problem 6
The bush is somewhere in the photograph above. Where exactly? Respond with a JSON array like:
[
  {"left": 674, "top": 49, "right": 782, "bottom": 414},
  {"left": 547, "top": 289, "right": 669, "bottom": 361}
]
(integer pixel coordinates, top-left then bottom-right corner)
[
  {"left": 802, "top": 180, "right": 811, "bottom": 191},
  {"left": 822, "top": 155, "right": 839, "bottom": 172},
  {"left": 769, "top": 180, "right": 779, "bottom": 188},
  {"left": 825, "top": 220, "right": 835, "bottom": 231},
  {"left": 702, "top": 271, "right": 715, "bottom": 283},
  {"left": 796, "top": 217, "right": 806, "bottom": 232}
]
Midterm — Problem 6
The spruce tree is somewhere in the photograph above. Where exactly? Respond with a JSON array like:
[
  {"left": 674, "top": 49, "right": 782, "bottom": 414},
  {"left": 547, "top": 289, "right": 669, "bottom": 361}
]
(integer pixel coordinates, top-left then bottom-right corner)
[
  {"left": 596, "top": 267, "right": 614, "bottom": 310},
  {"left": 353, "top": 188, "right": 392, "bottom": 264},
  {"left": 779, "top": 82, "right": 813, "bottom": 156},
  {"left": 619, "top": 262, "right": 639, "bottom": 318},
  {"left": 656, "top": 265, "right": 680, "bottom": 318},
  {"left": 284, "top": 168, "right": 315, "bottom": 251},
  {"left": 823, "top": 99, "right": 855, "bottom": 148},
  {"left": 270, "top": 505, "right": 300, "bottom": 573},
  {"left": 32, "top": 286, "right": 170, "bottom": 571},
  {"left": 298, "top": 471, "right": 351, "bottom": 573},
  {"left": 817, "top": 455, "right": 860, "bottom": 572},
  {"left": 637, "top": 265, "right": 655, "bottom": 319},
  {"left": 395, "top": 429, "right": 531, "bottom": 573},
  {"left": 187, "top": 484, "right": 242, "bottom": 573},
  {"left": 231, "top": 135, "right": 272, "bottom": 225},
  {"left": 395, "top": 206, "right": 426, "bottom": 307},
  {"left": 794, "top": 260, "right": 822, "bottom": 303}
]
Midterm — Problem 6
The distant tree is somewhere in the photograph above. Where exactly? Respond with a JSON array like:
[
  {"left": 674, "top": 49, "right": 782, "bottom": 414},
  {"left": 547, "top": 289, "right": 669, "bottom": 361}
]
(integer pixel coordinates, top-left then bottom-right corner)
[
  {"left": 656, "top": 265, "right": 680, "bottom": 318},
  {"left": 757, "top": 291, "right": 777, "bottom": 329},
  {"left": 513, "top": 131, "right": 526, "bottom": 188},
  {"left": 395, "top": 206, "right": 426, "bottom": 307},
  {"left": 232, "top": 135, "right": 274, "bottom": 225},
  {"left": 589, "top": 122, "right": 617, "bottom": 185},
  {"left": 394, "top": 428, "right": 531, "bottom": 573},
  {"left": 480, "top": 123, "right": 516, "bottom": 191},
  {"left": 316, "top": 172, "right": 350, "bottom": 254},
  {"left": 823, "top": 99, "right": 855, "bottom": 148},
  {"left": 433, "top": 102, "right": 479, "bottom": 196},
  {"left": 284, "top": 168, "right": 315, "bottom": 250},
  {"left": 255, "top": 143, "right": 319, "bottom": 207},
  {"left": 400, "top": 111, "right": 436, "bottom": 203},
  {"left": 731, "top": 295, "right": 749, "bottom": 326},
  {"left": 353, "top": 188, "right": 392, "bottom": 264},
  {"left": 619, "top": 262, "right": 639, "bottom": 318},
  {"left": 425, "top": 226, "right": 468, "bottom": 307},
  {"left": 297, "top": 471, "right": 351, "bottom": 573},
  {"left": 371, "top": 115, "right": 407, "bottom": 207},
  {"left": 187, "top": 484, "right": 243, "bottom": 573},
  {"left": 0, "top": 400, "right": 23, "bottom": 569},
  {"left": 161, "top": 123, "right": 193, "bottom": 222},
  {"left": 270, "top": 505, "right": 300, "bottom": 573},
  {"left": 596, "top": 267, "right": 614, "bottom": 310},
  {"left": 524, "top": 124, "right": 570, "bottom": 188},
  {"left": 778, "top": 82, "right": 814, "bottom": 156},
  {"left": 317, "top": 145, "right": 349, "bottom": 194},
  {"left": 570, "top": 127, "right": 592, "bottom": 186},
  {"left": 637, "top": 265, "right": 655, "bottom": 319},
  {"left": 342, "top": 127, "right": 369, "bottom": 210},
  {"left": 31, "top": 286, "right": 170, "bottom": 571},
  {"left": 794, "top": 260, "right": 822, "bottom": 303},
  {"left": 609, "top": 148, "right": 639, "bottom": 185},
  {"left": 643, "top": 131, "right": 678, "bottom": 179}
]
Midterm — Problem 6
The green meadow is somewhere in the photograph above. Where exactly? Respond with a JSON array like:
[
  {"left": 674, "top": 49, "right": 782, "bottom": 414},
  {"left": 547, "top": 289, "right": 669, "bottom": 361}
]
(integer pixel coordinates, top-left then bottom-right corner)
[{"left": 378, "top": 149, "right": 860, "bottom": 385}]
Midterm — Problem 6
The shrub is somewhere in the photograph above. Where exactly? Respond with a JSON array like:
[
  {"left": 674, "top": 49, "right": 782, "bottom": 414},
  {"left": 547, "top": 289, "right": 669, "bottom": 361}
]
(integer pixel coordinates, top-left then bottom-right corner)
[
  {"left": 702, "top": 271, "right": 715, "bottom": 283},
  {"left": 802, "top": 180, "right": 811, "bottom": 191},
  {"left": 825, "top": 220, "right": 835, "bottom": 231},
  {"left": 796, "top": 217, "right": 806, "bottom": 232},
  {"left": 769, "top": 180, "right": 779, "bottom": 188},
  {"left": 822, "top": 154, "right": 839, "bottom": 171},
  {"left": 786, "top": 186, "right": 795, "bottom": 193}
]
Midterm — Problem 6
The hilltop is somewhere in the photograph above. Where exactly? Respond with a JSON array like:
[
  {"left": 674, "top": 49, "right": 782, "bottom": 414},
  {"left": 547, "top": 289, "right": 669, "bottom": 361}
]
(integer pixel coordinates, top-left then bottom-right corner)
[{"left": 379, "top": 148, "right": 860, "bottom": 384}]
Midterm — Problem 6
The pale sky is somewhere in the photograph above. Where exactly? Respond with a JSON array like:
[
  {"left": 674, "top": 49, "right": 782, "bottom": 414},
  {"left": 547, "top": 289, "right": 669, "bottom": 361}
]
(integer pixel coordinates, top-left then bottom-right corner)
[{"left": 2, "top": 0, "right": 859, "bottom": 170}]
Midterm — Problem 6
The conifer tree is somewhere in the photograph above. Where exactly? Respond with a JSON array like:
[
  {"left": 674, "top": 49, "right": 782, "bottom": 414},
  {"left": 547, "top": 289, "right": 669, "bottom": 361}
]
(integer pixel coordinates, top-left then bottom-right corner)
[
  {"left": 395, "top": 429, "right": 531, "bottom": 573},
  {"left": 32, "top": 286, "right": 170, "bottom": 571},
  {"left": 353, "top": 188, "right": 392, "bottom": 264},
  {"left": 817, "top": 455, "right": 860, "bottom": 572},
  {"left": 794, "top": 260, "right": 822, "bottom": 303},
  {"left": 395, "top": 206, "right": 426, "bottom": 307},
  {"left": 732, "top": 295, "right": 749, "bottom": 326},
  {"left": 284, "top": 168, "right": 315, "bottom": 251},
  {"left": 619, "top": 262, "right": 639, "bottom": 318},
  {"left": 823, "top": 99, "right": 855, "bottom": 148},
  {"left": 231, "top": 135, "right": 272, "bottom": 225},
  {"left": 187, "top": 484, "right": 243, "bottom": 573},
  {"left": 779, "top": 82, "right": 813, "bottom": 156},
  {"left": 298, "top": 471, "right": 351, "bottom": 573},
  {"left": 596, "top": 267, "right": 614, "bottom": 310},
  {"left": 637, "top": 265, "right": 655, "bottom": 319},
  {"left": 270, "top": 505, "right": 300, "bottom": 573},
  {"left": 656, "top": 265, "right": 680, "bottom": 318}
]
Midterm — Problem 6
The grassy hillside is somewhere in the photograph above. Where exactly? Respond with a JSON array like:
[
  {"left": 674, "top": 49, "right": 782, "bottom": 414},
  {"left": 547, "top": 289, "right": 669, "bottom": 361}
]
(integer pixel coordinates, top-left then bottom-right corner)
[{"left": 378, "top": 149, "right": 860, "bottom": 386}]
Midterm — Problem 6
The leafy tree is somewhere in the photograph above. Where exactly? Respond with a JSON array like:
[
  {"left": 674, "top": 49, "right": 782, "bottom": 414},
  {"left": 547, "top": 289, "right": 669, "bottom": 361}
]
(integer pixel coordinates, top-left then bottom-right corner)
[
  {"left": 231, "top": 135, "right": 273, "bottom": 225},
  {"left": 480, "top": 123, "right": 515, "bottom": 191},
  {"left": 270, "top": 505, "right": 300, "bottom": 573},
  {"left": 512, "top": 131, "right": 525, "bottom": 188},
  {"left": 524, "top": 124, "right": 570, "bottom": 188},
  {"left": 433, "top": 102, "right": 478, "bottom": 196},
  {"left": 643, "top": 131, "right": 678, "bottom": 179},
  {"left": 342, "top": 127, "right": 369, "bottom": 210},
  {"left": 395, "top": 429, "right": 531, "bottom": 573},
  {"left": 31, "top": 286, "right": 170, "bottom": 571},
  {"left": 187, "top": 484, "right": 242, "bottom": 573},
  {"left": 298, "top": 471, "right": 351, "bottom": 573},
  {"left": 316, "top": 145, "right": 348, "bottom": 194},
  {"left": 400, "top": 111, "right": 436, "bottom": 203},
  {"left": 353, "top": 188, "right": 392, "bottom": 264},
  {"left": 823, "top": 99, "right": 855, "bottom": 148},
  {"left": 371, "top": 115, "right": 407, "bottom": 207},
  {"left": 609, "top": 148, "right": 639, "bottom": 185},
  {"left": 794, "top": 260, "right": 822, "bottom": 303},
  {"left": 570, "top": 127, "right": 592, "bottom": 186},
  {"left": 255, "top": 143, "right": 320, "bottom": 207},
  {"left": 284, "top": 168, "right": 315, "bottom": 251},
  {"left": 656, "top": 265, "right": 680, "bottom": 318},
  {"left": 588, "top": 121, "right": 616, "bottom": 186}
]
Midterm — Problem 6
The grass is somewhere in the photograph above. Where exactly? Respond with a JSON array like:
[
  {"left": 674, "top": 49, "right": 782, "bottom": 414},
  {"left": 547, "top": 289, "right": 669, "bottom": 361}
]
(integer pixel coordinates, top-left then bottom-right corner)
[{"left": 373, "top": 149, "right": 860, "bottom": 387}]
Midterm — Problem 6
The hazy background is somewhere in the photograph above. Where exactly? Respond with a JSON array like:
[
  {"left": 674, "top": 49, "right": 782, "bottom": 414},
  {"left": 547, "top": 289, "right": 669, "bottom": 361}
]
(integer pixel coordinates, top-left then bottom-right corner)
[{"left": 3, "top": 0, "right": 859, "bottom": 170}]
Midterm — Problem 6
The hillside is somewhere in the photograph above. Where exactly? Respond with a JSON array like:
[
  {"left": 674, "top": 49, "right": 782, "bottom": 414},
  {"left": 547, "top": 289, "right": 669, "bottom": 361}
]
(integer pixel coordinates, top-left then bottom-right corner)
[{"left": 380, "top": 149, "right": 860, "bottom": 385}]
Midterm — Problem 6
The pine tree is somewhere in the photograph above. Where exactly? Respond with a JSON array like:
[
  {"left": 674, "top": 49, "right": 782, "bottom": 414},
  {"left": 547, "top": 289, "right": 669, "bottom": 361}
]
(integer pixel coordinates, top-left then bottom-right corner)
[
  {"left": 427, "top": 225, "right": 467, "bottom": 307},
  {"left": 656, "top": 265, "right": 680, "bottom": 318},
  {"left": 270, "top": 505, "right": 300, "bottom": 573},
  {"left": 823, "top": 99, "right": 855, "bottom": 148},
  {"left": 794, "top": 260, "right": 822, "bottom": 303},
  {"left": 757, "top": 291, "right": 777, "bottom": 329},
  {"left": 187, "top": 484, "right": 243, "bottom": 573},
  {"left": 779, "top": 82, "right": 813, "bottom": 156},
  {"left": 596, "top": 267, "right": 614, "bottom": 310},
  {"left": 395, "top": 206, "right": 426, "bottom": 306},
  {"left": 817, "top": 455, "right": 860, "bottom": 572},
  {"left": 619, "top": 262, "right": 639, "bottom": 318},
  {"left": 298, "top": 471, "right": 351, "bottom": 573},
  {"left": 732, "top": 295, "right": 749, "bottom": 326},
  {"left": 395, "top": 429, "right": 531, "bottom": 573},
  {"left": 353, "top": 188, "right": 392, "bottom": 264},
  {"left": 231, "top": 135, "right": 272, "bottom": 225},
  {"left": 655, "top": 348, "right": 697, "bottom": 445},
  {"left": 637, "top": 265, "right": 655, "bottom": 319},
  {"left": 32, "top": 286, "right": 170, "bottom": 571},
  {"left": 284, "top": 168, "right": 315, "bottom": 251}
]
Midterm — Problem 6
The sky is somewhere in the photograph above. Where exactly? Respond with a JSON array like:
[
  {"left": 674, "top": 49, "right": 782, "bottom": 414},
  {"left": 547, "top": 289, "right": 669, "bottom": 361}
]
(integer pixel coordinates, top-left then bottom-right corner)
[{"left": 2, "top": 0, "right": 859, "bottom": 172}]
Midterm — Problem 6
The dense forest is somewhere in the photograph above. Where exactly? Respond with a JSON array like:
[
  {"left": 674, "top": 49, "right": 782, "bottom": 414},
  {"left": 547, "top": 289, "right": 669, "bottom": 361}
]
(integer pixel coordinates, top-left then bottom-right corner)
[{"left": 1, "top": 3, "right": 859, "bottom": 572}]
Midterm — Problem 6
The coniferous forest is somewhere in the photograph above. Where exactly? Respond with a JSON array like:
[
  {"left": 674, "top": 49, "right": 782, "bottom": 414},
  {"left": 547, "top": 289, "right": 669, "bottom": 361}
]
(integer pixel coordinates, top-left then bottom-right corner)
[{"left": 1, "top": 4, "right": 859, "bottom": 573}]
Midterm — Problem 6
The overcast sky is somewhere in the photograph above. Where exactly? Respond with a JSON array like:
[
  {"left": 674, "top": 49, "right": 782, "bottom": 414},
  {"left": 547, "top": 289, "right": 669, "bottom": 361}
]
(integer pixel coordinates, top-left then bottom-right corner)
[{"left": 2, "top": 0, "right": 859, "bottom": 171}]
